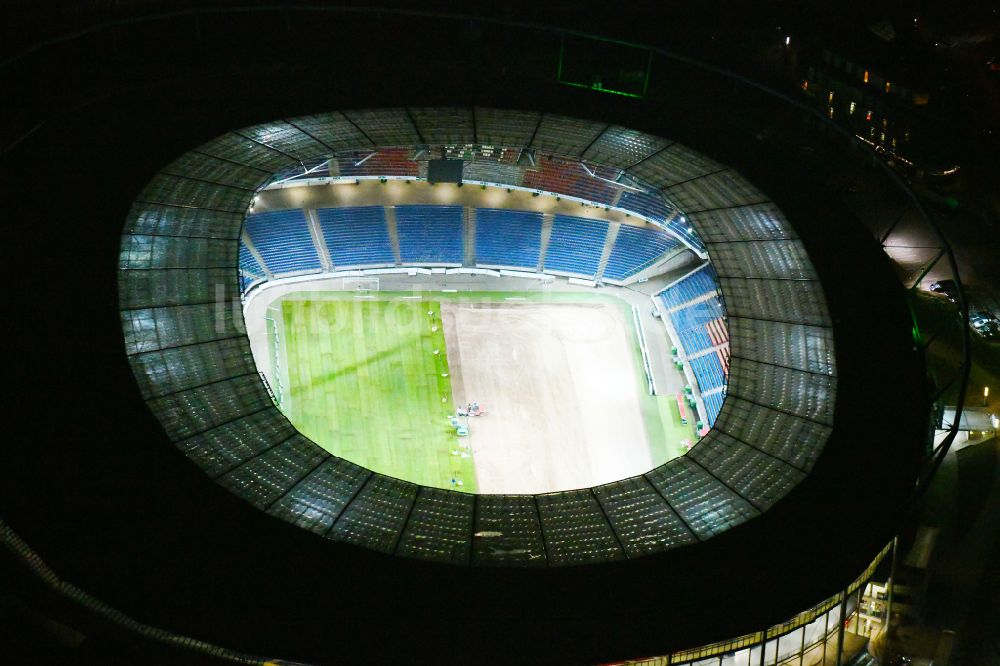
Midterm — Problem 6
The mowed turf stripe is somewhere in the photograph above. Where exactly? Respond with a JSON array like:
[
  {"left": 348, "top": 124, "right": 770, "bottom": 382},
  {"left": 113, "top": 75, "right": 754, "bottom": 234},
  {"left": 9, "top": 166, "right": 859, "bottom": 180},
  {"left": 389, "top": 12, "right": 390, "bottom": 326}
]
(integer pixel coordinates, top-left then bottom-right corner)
[
  {"left": 656, "top": 394, "right": 697, "bottom": 461},
  {"left": 279, "top": 298, "right": 476, "bottom": 492}
]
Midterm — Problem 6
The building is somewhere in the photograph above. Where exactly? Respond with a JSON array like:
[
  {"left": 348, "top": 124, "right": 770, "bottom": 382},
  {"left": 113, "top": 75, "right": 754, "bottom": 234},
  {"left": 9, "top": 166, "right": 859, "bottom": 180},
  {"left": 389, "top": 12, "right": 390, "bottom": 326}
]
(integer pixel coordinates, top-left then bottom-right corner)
[{"left": 796, "top": 22, "right": 961, "bottom": 180}]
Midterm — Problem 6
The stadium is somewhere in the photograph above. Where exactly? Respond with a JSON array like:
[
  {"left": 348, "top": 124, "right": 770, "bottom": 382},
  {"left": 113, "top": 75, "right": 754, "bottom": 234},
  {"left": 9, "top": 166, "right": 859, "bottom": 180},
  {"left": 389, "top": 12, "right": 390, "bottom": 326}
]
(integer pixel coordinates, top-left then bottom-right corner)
[
  {"left": 2, "top": 5, "right": 970, "bottom": 666},
  {"left": 234, "top": 128, "right": 738, "bottom": 497}
]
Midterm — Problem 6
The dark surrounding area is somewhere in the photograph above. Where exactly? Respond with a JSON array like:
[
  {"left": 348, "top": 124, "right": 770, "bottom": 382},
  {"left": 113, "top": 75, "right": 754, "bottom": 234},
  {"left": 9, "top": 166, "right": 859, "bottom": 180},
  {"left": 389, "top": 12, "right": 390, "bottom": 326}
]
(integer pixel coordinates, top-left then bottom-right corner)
[{"left": 3, "top": 1, "right": 992, "bottom": 664}]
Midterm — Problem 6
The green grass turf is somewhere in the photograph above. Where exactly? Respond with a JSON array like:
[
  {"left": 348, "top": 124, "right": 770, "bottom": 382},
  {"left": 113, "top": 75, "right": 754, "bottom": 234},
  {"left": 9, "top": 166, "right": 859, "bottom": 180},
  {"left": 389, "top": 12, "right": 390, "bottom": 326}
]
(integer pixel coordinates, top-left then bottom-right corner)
[
  {"left": 272, "top": 290, "right": 697, "bottom": 490},
  {"left": 656, "top": 394, "right": 698, "bottom": 459},
  {"left": 278, "top": 298, "right": 477, "bottom": 492},
  {"left": 616, "top": 302, "right": 698, "bottom": 466}
]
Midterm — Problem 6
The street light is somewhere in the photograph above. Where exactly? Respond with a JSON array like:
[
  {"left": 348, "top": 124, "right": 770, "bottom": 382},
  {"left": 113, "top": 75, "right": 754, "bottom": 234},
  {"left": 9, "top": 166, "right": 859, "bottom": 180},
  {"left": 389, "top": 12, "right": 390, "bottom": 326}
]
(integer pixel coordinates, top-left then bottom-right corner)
[{"left": 985, "top": 386, "right": 990, "bottom": 407}]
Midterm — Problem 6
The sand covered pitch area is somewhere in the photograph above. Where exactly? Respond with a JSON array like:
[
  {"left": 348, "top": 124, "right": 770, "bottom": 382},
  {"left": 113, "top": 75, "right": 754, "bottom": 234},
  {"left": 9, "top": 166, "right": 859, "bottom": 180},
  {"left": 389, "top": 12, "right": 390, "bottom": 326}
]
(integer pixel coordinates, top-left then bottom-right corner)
[{"left": 441, "top": 301, "right": 653, "bottom": 494}]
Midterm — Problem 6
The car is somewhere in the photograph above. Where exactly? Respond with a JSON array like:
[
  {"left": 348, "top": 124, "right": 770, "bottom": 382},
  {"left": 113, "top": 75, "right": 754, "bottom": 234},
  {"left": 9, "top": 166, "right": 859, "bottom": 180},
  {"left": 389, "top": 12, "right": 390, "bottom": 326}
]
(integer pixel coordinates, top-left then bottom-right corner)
[
  {"left": 929, "top": 279, "right": 959, "bottom": 302},
  {"left": 970, "top": 311, "right": 991, "bottom": 328},
  {"left": 975, "top": 321, "right": 1000, "bottom": 340},
  {"left": 969, "top": 310, "right": 1000, "bottom": 332}
]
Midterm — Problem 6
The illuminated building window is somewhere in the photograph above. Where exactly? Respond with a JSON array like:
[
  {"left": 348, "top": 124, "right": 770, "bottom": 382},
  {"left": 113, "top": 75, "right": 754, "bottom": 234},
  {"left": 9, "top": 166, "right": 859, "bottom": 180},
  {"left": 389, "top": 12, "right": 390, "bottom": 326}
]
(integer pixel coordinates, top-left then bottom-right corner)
[
  {"left": 828, "top": 91, "right": 834, "bottom": 103},
  {"left": 849, "top": 101, "right": 857, "bottom": 114},
  {"left": 866, "top": 110, "right": 873, "bottom": 121},
  {"left": 863, "top": 70, "right": 870, "bottom": 83},
  {"left": 885, "top": 81, "right": 892, "bottom": 93}
]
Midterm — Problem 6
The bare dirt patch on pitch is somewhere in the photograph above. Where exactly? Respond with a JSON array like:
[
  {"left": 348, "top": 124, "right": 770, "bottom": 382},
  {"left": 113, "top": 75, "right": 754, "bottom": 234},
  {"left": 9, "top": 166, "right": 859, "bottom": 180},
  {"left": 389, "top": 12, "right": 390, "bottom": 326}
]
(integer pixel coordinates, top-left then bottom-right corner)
[{"left": 442, "top": 301, "right": 652, "bottom": 494}]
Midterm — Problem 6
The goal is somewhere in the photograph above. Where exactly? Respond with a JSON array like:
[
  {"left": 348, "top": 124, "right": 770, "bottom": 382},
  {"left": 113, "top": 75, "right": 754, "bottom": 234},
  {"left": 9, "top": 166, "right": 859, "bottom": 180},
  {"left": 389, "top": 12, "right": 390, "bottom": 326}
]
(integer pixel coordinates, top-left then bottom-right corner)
[{"left": 343, "top": 277, "right": 380, "bottom": 293}]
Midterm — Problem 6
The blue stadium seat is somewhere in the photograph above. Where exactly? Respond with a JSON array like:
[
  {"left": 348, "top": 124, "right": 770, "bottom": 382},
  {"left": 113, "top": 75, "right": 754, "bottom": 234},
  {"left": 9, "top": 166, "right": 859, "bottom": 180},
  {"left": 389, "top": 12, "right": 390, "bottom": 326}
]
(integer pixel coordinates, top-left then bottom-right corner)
[
  {"left": 475, "top": 208, "right": 543, "bottom": 269},
  {"left": 244, "top": 209, "right": 322, "bottom": 275},
  {"left": 617, "top": 190, "right": 672, "bottom": 222},
  {"left": 676, "top": 328, "right": 713, "bottom": 356},
  {"left": 701, "top": 391, "right": 725, "bottom": 427},
  {"left": 663, "top": 217, "right": 706, "bottom": 252},
  {"left": 659, "top": 263, "right": 730, "bottom": 390},
  {"left": 316, "top": 206, "right": 394, "bottom": 268},
  {"left": 690, "top": 354, "right": 726, "bottom": 395},
  {"left": 238, "top": 242, "right": 265, "bottom": 293},
  {"left": 602, "top": 224, "right": 681, "bottom": 280},
  {"left": 542, "top": 215, "right": 608, "bottom": 276},
  {"left": 671, "top": 300, "right": 717, "bottom": 333},
  {"left": 238, "top": 273, "right": 266, "bottom": 293},
  {"left": 395, "top": 205, "right": 464, "bottom": 264},
  {"left": 239, "top": 241, "right": 265, "bottom": 277},
  {"left": 658, "top": 266, "right": 718, "bottom": 310},
  {"left": 521, "top": 158, "right": 617, "bottom": 206}
]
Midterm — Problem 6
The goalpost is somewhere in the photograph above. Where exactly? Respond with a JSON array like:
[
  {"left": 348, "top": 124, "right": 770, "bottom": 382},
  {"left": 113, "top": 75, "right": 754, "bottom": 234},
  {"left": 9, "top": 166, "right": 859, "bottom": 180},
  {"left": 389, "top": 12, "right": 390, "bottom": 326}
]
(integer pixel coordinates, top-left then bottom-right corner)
[
  {"left": 632, "top": 305, "right": 657, "bottom": 396},
  {"left": 343, "top": 277, "right": 380, "bottom": 293},
  {"left": 263, "top": 305, "right": 286, "bottom": 409}
]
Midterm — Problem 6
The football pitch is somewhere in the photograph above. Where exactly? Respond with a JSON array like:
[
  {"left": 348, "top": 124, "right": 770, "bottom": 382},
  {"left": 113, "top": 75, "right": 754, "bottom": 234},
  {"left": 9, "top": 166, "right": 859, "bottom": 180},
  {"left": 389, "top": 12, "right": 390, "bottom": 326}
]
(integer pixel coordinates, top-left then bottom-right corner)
[{"left": 270, "top": 291, "right": 696, "bottom": 493}]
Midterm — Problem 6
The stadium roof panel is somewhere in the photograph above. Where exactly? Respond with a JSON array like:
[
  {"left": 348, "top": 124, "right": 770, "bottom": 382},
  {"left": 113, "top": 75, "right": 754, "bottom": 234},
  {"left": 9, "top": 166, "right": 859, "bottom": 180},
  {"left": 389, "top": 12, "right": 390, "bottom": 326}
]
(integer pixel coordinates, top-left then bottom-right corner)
[
  {"left": 688, "top": 203, "right": 799, "bottom": 243},
  {"left": 473, "top": 107, "right": 541, "bottom": 147},
  {"left": 582, "top": 124, "right": 673, "bottom": 168},
  {"left": 530, "top": 112, "right": 610, "bottom": 156}
]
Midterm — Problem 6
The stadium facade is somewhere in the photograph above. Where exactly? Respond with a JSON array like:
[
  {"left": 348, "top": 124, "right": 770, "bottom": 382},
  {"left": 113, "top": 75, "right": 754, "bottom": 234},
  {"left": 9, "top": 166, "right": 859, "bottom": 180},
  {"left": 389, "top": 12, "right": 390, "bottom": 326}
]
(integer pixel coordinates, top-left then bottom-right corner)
[{"left": 3, "top": 5, "right": 969, "bottom": 666}]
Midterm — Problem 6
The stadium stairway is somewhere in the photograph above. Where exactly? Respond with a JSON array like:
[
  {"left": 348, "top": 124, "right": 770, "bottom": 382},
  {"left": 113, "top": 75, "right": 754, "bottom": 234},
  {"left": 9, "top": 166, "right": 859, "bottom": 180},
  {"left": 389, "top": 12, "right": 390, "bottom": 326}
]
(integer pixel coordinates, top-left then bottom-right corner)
[
  {"left": 303, "top": 209, "right": 334, "bottom": 272},
  {"left": 537, "top": 213, "right": 554, "bottom": 271},
  {"left": 463, "top": 208, "right": 476, "bottom": 267},
  {"left": 594, "top": 222, "right": 620, "bottom": 280},
  {"left": 665, "top": 290, "right": 718, "bottom": 314},
  {"left": 384, "top": 206, "right": 403, "bottom": 265},
  {"left": 686, "top": 343, "right": 729, "bottom": 361},
  {"left": 658, "top": 264, "right": 716, "bottom": 309},
  {"left": 239, "top": 233, "right": 271, "bottom": 278},
  {"left": 244, "top": 209, "right": 322, "bottom": 274},
  {"left": 609, "top": 186, "right": 625, "bottom": 208}
]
